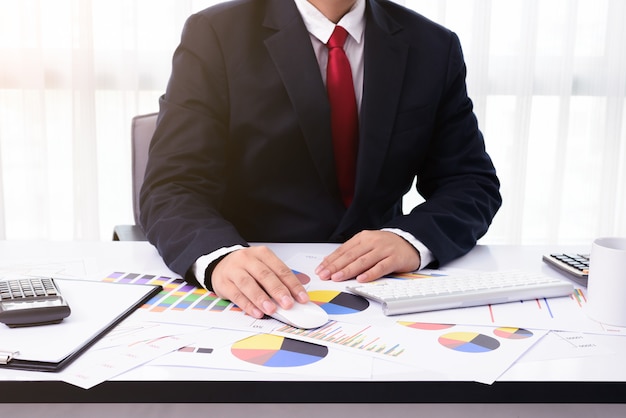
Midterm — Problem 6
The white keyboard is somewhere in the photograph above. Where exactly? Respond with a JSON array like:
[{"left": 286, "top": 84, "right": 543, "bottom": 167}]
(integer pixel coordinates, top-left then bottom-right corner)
[{"left": 346, "top": 271, "right": 574, "bottom": 316}]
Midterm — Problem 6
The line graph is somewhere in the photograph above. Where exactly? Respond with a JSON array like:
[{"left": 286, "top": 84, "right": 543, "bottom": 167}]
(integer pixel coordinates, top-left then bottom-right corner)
[{"left": 277, "top": 320, "right": 405, "bottom": 357}]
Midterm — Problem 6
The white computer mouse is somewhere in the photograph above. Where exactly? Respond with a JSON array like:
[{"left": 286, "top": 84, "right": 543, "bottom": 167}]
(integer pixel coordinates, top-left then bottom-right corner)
[{"left": 269, "top": 300, "right": 329, "bottom": 329}]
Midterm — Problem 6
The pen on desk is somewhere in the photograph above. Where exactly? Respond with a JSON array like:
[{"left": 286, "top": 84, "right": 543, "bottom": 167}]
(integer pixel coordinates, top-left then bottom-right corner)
[{"left": 0, "top": 349, "right": 20, "bottom": 365}]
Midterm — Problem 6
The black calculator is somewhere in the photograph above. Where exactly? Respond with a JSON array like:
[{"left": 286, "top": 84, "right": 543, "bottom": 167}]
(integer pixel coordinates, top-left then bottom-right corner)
[
  {"left": 0, "top": 277, "right": 71, "bottom": 328},
  {"left": 542, "top": 253, "right": 589, "bottom": 284}
]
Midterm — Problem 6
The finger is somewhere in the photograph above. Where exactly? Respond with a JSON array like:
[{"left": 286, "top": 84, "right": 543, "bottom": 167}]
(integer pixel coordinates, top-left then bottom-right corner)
[
  {"left": 249, "top": 247, "right": 310, "bottom": 306},
  {"left": 211, "top": 248, "right": 283, "bottom": 317},
  {"left": 329, "top": 247, "right": 379, "bottom": 281},
  {"left": 212, "top": 247, "right": 310, "bottom": 315},
  {"left": 227, "top": 247, "right": 310, "bottom": 311},
  {"left": 213, "top": 271, "right": 267, "bottom": 319},
  {"left": 316, "top": 235, "right": 369, "bottom": 280},
  {"left": 272, "top": 267, "right": 310, "bottom": 304},
  {"left": 319, "top": 231, "right": 422, "bottom": 282},
  {"left": 354, "top": 257, "right": 394, "bottom": 283},
  {"left": 354, "top": 235, "right": 422, "bottom": 282}
]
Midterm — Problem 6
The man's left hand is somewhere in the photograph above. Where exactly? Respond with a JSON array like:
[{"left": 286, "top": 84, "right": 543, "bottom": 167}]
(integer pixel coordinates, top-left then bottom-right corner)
[{"left": 315, "top": 230, "right": 421, "bottom": 282}]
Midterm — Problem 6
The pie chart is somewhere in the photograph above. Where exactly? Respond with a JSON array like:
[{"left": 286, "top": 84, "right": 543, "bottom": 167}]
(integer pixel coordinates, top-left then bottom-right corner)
[
  {"left": 308, "top": 290, "right": 369, "bottom": 314},
  {"left": 438, "top": 332, "right": 500, "bottom": 353},
  {"left": 231, "top": 334, "right": 328, "bottom": 367},
  {"left": 292, "top": 270, "right": 311, "bottom": 285},
  {"left": 494, "top": 327, "right": 534, "bottom": 340},
  {"left": 398, "top": 321, "right": 455, "bottom": 331}
]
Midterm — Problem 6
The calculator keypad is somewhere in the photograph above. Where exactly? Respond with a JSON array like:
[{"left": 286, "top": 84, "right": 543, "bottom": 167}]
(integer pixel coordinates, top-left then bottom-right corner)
[
  {"left": 549, "top": 253, "right": 589, "bottom": 274},
  {"left": 0, "top": 278, "right": 58, "bottom": 301}
]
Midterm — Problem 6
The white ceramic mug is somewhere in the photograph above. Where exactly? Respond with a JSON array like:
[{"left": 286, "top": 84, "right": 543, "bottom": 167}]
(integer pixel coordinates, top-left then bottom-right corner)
[{"left": 585, "top": 237, "right": 626, "bottom": 327}]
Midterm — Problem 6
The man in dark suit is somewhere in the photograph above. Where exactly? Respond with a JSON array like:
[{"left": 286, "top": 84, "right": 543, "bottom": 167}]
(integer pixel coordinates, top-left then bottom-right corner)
[{"left": 140, "top": 0, "right": 502, "bottom": 319}]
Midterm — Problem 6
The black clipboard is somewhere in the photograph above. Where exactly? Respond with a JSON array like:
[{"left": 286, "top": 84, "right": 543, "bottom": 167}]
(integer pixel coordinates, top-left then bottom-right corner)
[{"left": 0, "top": 279, "right": 161, "bottom": 372}]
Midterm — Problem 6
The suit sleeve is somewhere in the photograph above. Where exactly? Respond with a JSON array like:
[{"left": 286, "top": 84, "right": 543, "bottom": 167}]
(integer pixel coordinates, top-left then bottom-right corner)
[
  {"left": 139, "top": 13, "right": 248, "bottom": 278},
  {"left": 386, "top": 33, "right": 501, "bottom": 267}
]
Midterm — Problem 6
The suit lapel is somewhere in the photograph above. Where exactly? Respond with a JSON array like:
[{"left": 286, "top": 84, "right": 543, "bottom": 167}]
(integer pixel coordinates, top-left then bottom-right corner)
[
  {"left": 263, "top": 1, "right": 340, "bottom": 199},
  {"left": 354, "top": 1, "right": 408, "bottom": 205}
]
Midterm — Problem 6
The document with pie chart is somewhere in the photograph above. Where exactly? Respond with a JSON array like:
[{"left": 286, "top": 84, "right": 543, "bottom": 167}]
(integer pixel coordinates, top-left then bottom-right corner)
[{"left": 150, "top": 327, "right": 375, "bottom": 378}]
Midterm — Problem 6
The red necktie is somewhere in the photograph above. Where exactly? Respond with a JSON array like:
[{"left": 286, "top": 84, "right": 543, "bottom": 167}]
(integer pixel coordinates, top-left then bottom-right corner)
[{"left": 326, "top": 26, "right": 358, "bottom": 207}]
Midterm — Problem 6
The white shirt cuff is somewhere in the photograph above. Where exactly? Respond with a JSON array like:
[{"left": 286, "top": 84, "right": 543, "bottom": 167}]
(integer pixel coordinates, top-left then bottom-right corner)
[{"left": 192, "top": 245, "right": 245, "bottom": 289}]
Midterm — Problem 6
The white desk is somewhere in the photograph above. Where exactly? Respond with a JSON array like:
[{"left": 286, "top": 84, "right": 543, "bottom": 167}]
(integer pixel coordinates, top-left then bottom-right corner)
[{"left": 1, "top": 240, "right": 625, "bottom": 410}]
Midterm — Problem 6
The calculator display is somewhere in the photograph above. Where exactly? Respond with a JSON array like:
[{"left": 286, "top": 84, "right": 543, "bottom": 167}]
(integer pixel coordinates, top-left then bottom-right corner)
[{"left": 1, "top": 298, "right": 66, "bottom": 311}]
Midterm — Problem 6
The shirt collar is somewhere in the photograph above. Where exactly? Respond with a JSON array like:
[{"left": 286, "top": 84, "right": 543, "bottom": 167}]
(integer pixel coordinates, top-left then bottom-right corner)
[{"left": 293, "top": 0, "right": 366, "bottom": 44}]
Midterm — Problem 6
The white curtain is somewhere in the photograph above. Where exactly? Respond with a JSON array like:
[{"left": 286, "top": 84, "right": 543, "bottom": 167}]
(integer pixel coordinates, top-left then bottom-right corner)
[
  {"left": 0, "top": 0, "right": 218, "bottom": 240},
  {"left": 1, "top": 0, "right": 625, "bottom": 245}
]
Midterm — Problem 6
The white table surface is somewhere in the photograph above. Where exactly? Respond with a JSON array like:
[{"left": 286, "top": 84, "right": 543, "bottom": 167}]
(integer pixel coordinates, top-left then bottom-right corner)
[{"left": 1, "top": 240, "right": 625, "bottom": 407}]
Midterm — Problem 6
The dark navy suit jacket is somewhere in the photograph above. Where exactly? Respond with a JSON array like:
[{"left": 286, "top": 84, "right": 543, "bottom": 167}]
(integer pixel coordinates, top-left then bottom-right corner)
[{"left": 139, "top": 0, "right": 502, "bottom": 279}]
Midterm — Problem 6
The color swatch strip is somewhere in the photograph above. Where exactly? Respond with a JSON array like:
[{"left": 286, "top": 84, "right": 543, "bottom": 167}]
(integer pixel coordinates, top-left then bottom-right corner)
[
  {"left": 104, "top": 271, "right": 308, "bottom": 315},
  {"left": 104, "top": 272, "right": 234, "bottom": 313}
]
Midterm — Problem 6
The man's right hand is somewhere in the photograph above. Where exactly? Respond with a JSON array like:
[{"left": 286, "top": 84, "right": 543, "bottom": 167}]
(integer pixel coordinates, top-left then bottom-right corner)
[{"left": 210, "top": 246, "right": 310, "bottom": 318}]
